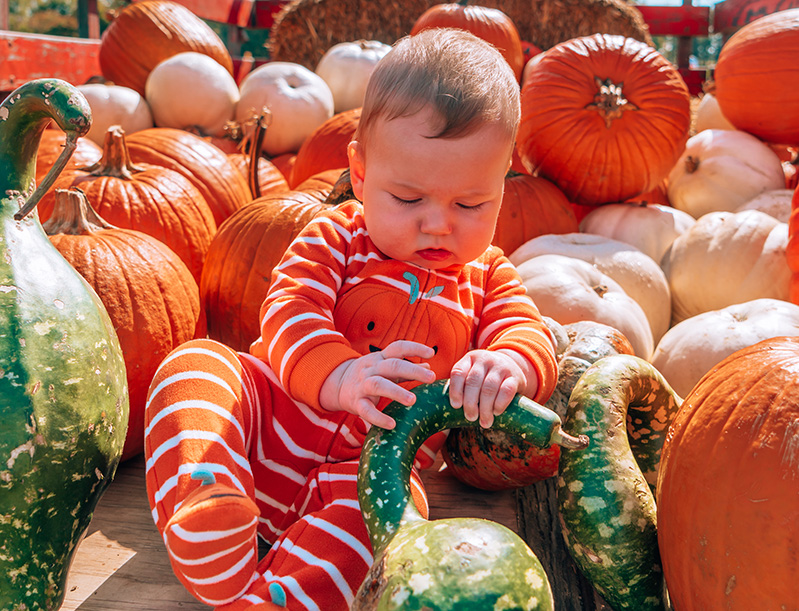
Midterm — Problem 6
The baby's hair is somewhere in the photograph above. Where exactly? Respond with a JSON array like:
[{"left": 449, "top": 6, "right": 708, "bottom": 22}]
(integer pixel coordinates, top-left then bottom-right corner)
[{"left": 355, "top": 28, "right": 520, "bottom": 150}]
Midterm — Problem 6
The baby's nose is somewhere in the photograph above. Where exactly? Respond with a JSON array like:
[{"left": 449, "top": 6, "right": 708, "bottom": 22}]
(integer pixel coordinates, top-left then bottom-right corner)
[{"left": 421, "top": 209, "right": 452, "bottom": 234}]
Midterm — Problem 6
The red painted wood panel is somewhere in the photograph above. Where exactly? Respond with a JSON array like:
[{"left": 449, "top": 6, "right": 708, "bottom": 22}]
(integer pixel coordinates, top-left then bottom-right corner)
[
  {"left": 0, "top": 31, "right": 101, "bottom": 92},
  {"left": 637, "top": 4, "right": 710, "bottom": 37},
  {"left": 132, "top": 0, "right": 255, "bottom": 27},
  {"left": 714, "top": 0, "right": 799, "bottom": 33}
]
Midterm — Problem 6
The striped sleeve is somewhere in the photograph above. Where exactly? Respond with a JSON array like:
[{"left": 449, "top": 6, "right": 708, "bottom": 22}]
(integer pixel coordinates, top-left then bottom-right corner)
[
  {"left": 477, "top": 253, "right": 558, "bottom": 403},
  {"left": 253, "top": 208, "right": 361, "bottom": 410}
]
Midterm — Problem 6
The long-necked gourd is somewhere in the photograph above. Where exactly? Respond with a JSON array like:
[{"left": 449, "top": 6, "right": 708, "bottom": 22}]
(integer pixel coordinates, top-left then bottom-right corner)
[
  {"left": 0, "top": 79, "right": 129, "bottom": 610},
  {"left": 353, "top": 379, "right": 588, "bottom": 610},
  {"left": 557, "top": 354, "right": 681, "bottom": 611}
]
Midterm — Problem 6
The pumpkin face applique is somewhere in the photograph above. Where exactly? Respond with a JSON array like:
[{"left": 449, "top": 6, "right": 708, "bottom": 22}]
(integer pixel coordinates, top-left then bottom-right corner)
[{"left": 333, "top": 270, "right": 470, "bottom": 378}]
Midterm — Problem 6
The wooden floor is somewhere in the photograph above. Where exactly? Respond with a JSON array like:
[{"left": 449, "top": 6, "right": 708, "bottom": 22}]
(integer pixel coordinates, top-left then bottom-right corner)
[{"left": 60, "top": 453, "right": 518, "bottom": 610}]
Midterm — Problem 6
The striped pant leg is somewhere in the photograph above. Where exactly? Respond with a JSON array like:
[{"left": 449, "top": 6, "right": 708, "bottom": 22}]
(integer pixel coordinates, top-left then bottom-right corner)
[{"left": 144, "top": 338, "right": 264, "bottom": 607}]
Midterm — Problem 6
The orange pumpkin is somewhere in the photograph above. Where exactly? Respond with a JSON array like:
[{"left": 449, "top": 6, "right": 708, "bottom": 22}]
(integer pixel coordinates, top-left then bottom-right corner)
[
  {"left": 517, "top": 33, "right": 691, "bottom": 206},
  {"left": 39, "top": 126, "right": 217, "bottom": 282},
  {"left": 201, "top": 188, "right": 337, "bottom": 351},
  {"left": 124, "top": 127, "right": 252, "bottom": 226},
  {"left": 411, "top": 1, "right": 525, "bottom": 81},
  {"left": 290, "top": 107, "right": 361, "bottom": 188},
  {"left": 227, "top": 150, "right": 290, "bottom": 198},
  {"left": 44, "top": 188, "right": 201, "bottom": 461},
  {"left": 787, "top": 183, "right": 799, "bottom": 303},
  {"left": 657, "top": 336, "right": 799, "bottom": 610},
  {"left": 36, "top": 129, "right": 102, "bottom": 187},
  {"left": 492, "top": 172, "right": 578, "bottom": 256},
  {"left": 98, "top": 0, "right": 234, "bottom": 96},
  {"left": 714, "top": 9, "right": 799, "bottom": 145}
]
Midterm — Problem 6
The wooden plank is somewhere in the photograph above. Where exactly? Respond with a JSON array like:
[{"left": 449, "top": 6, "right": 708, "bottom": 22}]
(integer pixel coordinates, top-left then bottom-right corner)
[
  {"left": 132, "top": 0, "right": 256, "bottom": 27},
  {"left": 0, "top": 31, "right": 101, "bottom": 91},
  {"left": 714, "top": 0, "right": 799, "bottom": 34},
  {"left": 636, "top": 4, "right": 710, "bottom": 37}
]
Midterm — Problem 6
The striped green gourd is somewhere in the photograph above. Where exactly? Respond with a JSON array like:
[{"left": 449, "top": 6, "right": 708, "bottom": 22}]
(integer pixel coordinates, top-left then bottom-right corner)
[
  {"left": 0, "top": 79, "right": 129, "bottom": 610},
  {"left": 557, "top": 354, "right": 681, "bottom": 611},
  {"left": 353, "top": 379, "right": 588, "bottom": 610}
]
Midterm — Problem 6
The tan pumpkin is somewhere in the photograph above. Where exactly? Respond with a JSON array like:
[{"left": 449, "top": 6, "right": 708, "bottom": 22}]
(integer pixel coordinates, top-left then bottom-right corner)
[
  {"left": 662, "top": 209, "right": 791, "bottom": 324},
  {"left": 76, "top": 83, "right": 154, "bottom": 146},
  {"left": 314, "top": 40, "right": 391, "bottom": 113},
  {"left": 738, "top": 188, "right": 793, "bottom": 223}
]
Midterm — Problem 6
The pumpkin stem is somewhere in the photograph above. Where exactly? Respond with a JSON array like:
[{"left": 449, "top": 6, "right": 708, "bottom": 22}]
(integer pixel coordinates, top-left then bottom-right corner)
[
  {"left": 248, "top": 108, "right": 272, "bottom": 199},
  {"left": 593, "top": 284, "right": 609, "bottom": 298},
  {"left": 685, "top": 155, "right": 700, "bottom": 174},
  {"left": 83, "top": 125, "right": 146, "bottom": 179},
  {"left": 43, "top": 188, "right": 115, "bottom": 235},
  {"left": 585, "top": 77, "right": 639, "bottom": 129}
]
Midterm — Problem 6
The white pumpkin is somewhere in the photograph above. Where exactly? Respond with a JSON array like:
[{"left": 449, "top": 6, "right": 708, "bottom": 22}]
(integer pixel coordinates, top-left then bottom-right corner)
[
  {"left": 579, "top": 202, "right": 696, "bottom": 264},
  {"left": 651, "top": 298, "right": 799, "bottom": 398},
  {"left": 514, "top": 254, "right": 654, "bottom": 359},
  {"left": 738, "top": 188, "right": 793, "bottom": 223},
  {"left": 77, "top": 83, "right": 154, "bottom": 146},
  {"left": 315, "top": 40, "right": 391, "bottom": 113},
  {"left": 661, "top": 209, "right": 791, "bottom": 324},
  {"left": 667, "top": 129, "right": 785, "bottom": 218},
  {"left": 693, "top": 92, "right": 736, "bottom": 133},
  {"left": 509, "top": 233, "right": 671, "bottom": 344},
  {"left": 237, "top": 61, "right": 334, "bottom": 156},
  {"left": 145, "top": 52, "right": 240, "bottom": 137}
]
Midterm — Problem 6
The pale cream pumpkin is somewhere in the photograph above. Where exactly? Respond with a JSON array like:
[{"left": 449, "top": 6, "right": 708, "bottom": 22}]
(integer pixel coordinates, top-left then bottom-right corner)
[
  {"left": 693, "top": 92, "right": 735, "bottom": 133},
  {"left": 514, "top": 253, "right": 654, "bottom": 359},
  {"left": 315, "top": 40, "right": 391, "bottom": 113},
  {"left": 144, "top": 52, "right": 240, "bottom": 138},
  {"left": 509, "top": 233, "right": 671, "bottom": 344},
  {"left": 738, "top": 188, "right": 793, "bottom": 223},
  {"left": 651, "top": 298, "right": 799, "bottom": 398},
  {"left": 667, "top": 129, "right": 785, "bottom": 218},
  {"left": 237, "top": 61, "right": 335, "bottom": 156},
  {"left": 77, "top": 83, "right": 154, "bottom": 146},
  {"left": 661, "top": 209, "right": 791, "bottom": 324},
  {"left": 579, "top": 202, "right": 696, "bottom": 264}
]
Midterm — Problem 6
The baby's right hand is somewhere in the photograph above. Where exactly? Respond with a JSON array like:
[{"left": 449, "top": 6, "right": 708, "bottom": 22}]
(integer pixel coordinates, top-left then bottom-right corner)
[{"left": 319, "top": 340, "right": 436, "bottom": 429}]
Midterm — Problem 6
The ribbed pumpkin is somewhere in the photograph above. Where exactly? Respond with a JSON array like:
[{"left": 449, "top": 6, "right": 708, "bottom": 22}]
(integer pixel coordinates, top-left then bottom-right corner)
[
  {"left": 657, "top": 336, "right": 799, "bottom": 610},
  {"left": 201, "top": 188, "right": 338, "bottom": 351},
  {"left": 787, "top": 182, "right": 799, "bottom": 303},
  {"left": 124, "top": 127, "right": 252, "bottom": 226},
  {"left": 410, "top": 1, "right": 525, "bottom": 81},
  {"left": 517, "top": 33, "right": 691, "bottom": 206},
  {"left": 714, "top": 9, "right": 799, "bottom": 145},
  {"left": 492, "top": 172, "right": 578, "bottom": 255},
  {"left": 290, "top": 107, "right": 361, "bottom": 188},
  {"left": 227, "top": 148, "right": 290, "bottom": 199},
  {"left": 39, "top": 126, "right": 217, "bottom": 282},
  {"left": 98, "top": 0, "right": 233, "bottom": 96},
  {"left": 44, "top": 188, "right": 201, "bottom": 461},
  {"left": 36, "top": 129, "right": 102, "bottom": 186}
]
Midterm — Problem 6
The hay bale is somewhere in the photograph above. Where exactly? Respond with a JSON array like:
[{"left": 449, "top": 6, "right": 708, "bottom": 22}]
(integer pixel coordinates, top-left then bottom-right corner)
[{"left": 268, "top": 0, "right": 653, "bottom": 71}]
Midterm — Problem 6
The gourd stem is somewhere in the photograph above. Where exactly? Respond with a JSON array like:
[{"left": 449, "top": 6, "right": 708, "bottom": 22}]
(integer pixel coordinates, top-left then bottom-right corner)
[
  {"left": 82, "top": 124, "right": 145, "bottom": 179},
  {"left": 552, "top": 428, "right": 589, "bottom": 450},
  {"left": 14, "top": 134, "right": 78, "bottom": 221}
]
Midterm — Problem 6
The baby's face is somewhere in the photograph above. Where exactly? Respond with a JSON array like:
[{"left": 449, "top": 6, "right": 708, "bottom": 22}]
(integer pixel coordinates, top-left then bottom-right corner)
[{"left": 348, "top": 108, "right": 512, "bottom": 270}]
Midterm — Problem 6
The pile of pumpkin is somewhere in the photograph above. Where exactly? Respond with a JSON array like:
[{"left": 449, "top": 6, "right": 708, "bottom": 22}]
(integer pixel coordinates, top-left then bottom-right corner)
[{"left": 31, "top": 0, "right": 799, "bottom": 608}]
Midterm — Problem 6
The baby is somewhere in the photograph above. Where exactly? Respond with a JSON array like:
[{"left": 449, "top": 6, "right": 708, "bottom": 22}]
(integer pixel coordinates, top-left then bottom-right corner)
[{"left": 144, "top": 27, "right": 558, "bottom": 610}]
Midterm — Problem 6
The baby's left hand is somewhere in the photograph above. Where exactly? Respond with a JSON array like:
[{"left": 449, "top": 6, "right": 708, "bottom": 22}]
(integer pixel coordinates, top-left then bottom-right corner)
[{"left": 448, "top": 350, "right": 527, "bottom": 429}]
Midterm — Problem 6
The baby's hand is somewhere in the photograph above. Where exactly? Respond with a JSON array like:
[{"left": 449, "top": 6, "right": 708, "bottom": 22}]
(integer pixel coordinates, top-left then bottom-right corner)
[
  {"left": 449, "top": 350, "right": 527, "bottom": 429},
  {"left": 320, "top": 340, "right": 436, "bottom": 429}
]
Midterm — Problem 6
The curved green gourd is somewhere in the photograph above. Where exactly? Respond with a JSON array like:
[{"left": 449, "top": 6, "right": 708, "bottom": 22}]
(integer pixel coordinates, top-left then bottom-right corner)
[
  {"left": 0, "top": 79, "right": 129, "bottom": 610},
  {"left": 557, "top": 355, "right": 682, "bottom": 611},
  {"left": 354, "top": 379, "right": 588, "bottom": 610}
]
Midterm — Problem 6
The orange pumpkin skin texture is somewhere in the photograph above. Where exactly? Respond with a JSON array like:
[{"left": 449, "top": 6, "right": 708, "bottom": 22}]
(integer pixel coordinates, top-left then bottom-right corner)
[
  {"left": 517, "top": 34, "right": 691, "bottom": 206},
  {"left": 788, "top": 184, "right": 799, "bottom": 303},
  {"left": 36, "top": 130, "right": 102, "bottom": 186},
  {"left": 411, "top": 3, "right": 525, "bottom": 81},
  {"left": 493, "top": 172, "right": 578, "bottom": 256},
  {"left": 98, "top": 0, "right": 233, "bottom": 96},
  {"left": 714, "top": 9, "right": 799, "bottom": 145},
  {"left": 227, "top": 151, "right": 290, "bottom": 197},
  {"left": 125, "top": 127, "right": 252, "bottom": 227},
  {"left": 656, "top": 336, "right": 799, "bottom": 610},
  {"left": 200, "top": 189, "right": 335, "bottom": 352},
  {"left": 290, "top": 107, "right": 361, "bottom": 188},
  {"left": 45, "top": 189, "right": 201, "bottom": 461}
]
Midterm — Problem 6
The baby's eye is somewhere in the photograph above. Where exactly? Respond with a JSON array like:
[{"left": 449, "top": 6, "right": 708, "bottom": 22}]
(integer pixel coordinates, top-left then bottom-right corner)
[
  {"left": 457, "top": 201, "right": 486, "bottom": 211},
  {"left": 390, "top": 193, "right": 421, "bottom": 205}
]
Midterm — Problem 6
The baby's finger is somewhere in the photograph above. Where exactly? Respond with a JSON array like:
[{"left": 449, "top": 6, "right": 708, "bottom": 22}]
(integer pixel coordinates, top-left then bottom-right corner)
[
  {"left": 377, "top": 357, "right": 436, "bottom": 384},
  {"left": 460, "top": 366, "right": 486, "bottom": 423},
  {"left": 381, "top": 340, "right": 436, "bottom": 361},
  {"left": 365, "top": 376, "right": 418, "bottom": 407},
  {"left": 356, "top": 398, "right": 396, "bottom": 430}
]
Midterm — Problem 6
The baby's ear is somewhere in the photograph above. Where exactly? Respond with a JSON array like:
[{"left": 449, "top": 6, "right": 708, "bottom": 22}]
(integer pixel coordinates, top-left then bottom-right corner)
[{"left": 348, "top": 140, "right": 366, "bottom": 200}]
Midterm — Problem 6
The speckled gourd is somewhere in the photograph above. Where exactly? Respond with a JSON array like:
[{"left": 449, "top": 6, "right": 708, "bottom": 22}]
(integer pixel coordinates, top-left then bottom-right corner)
[
  {"left": 557, "top": 355, "right": 681, "bottom": 611},
  {"left": 353, "top": 379, "right": 588, "bottom": 610},
  {"left": 0, "top": 79, "right": 129, "bottom": 610}
]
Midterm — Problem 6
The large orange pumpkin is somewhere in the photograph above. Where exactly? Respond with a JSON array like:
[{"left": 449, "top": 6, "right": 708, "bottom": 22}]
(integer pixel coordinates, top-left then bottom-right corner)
[
  {"left": 492, "top": 172, "right": 578, "bottom": 255},
  {"left": 411, "top": 2, "right": 525, "bottom": 81},
  {"left": 124, "top": 127, "right": 252, "bottom": 226},
  {"left": 787, "top": 182, "right": 799, "bottom": 303},
  {"left": 656, "top": 336, "right": 799, "bottom": 609},
  {"left": 98, "top": 0, "right": 234, "bottom": 96},
  {"left": 39, "top": 126, "right": 217, "bottom": 282},
  {"left": 44, "top": 188, "right": 201, "bottom": 461},
  {"left": 714, "top": 9, "right": 799, "bottom": 145},
  {"left": 290, "top": 107, "right": 361, "bottom": 188},
  {"left": 517, "top": 33, "right": 691, "bottom": 206},
  {"left": 36, "top": 130, "right": 102, "bottom": 185}
]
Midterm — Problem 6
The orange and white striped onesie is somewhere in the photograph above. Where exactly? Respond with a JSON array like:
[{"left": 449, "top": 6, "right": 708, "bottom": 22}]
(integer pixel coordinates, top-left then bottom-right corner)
[{"left": 144, "top": 200, "right": 558, "bottom": 610}]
